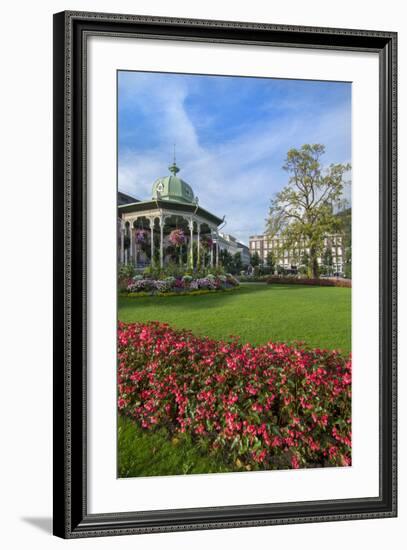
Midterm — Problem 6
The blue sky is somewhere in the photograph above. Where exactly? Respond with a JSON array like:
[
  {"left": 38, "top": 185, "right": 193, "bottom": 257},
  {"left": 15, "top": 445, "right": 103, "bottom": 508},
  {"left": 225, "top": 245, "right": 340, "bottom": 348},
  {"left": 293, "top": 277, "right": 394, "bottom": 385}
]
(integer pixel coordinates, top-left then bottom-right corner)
[{"left": 118, "top": 71, "right": 351, "bottom": 245}]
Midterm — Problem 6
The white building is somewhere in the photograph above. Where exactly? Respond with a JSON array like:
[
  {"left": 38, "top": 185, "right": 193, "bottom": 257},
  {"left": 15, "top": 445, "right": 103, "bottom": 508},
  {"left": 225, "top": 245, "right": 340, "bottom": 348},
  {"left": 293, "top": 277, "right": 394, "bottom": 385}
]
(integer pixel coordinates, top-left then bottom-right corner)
[
  {"left": 216, "top": 232, "right": 250, "bottom": 266},
  {"left": 249, "top": 233, "right": 344, "bottom": 273}
]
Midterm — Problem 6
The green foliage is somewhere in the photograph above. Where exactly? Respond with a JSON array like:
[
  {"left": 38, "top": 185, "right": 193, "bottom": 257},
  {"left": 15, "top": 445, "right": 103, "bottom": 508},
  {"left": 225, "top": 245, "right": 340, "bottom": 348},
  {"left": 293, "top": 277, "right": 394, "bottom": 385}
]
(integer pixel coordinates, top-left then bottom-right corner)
[
  {"left": 266, "top": 251, "right": 276, "bottom": 271},
  {"left": 254, "top": 265, "right": 273, "bottom": 276},
  {"left": 118, "top": 263, "right": 136, "bottom": 279},
  {"left": 218, "top": 249, "right": 246, "bottom": 275},
  {"left": 238, "top": 275, "right": 270, "bottom": 282},
  {"left": 266, "top": 144, "right": 351, "bottom": 278},
  {"left": 250, "top": 251, "right": 261, "bottom": 267},
  {"left": 344, "top": 248, "right": 352, "bottom": 279},
  {"left": 118, "top": 263, "right": 136, "bottom": 291},
  {"left": 233, "top": 252, "right": 243, "bottom": 273},
  {"left": 219, "top": 249, "right": 234, "bottom": 272},
  {"left": 140, "top": 262, "right": 227, "bottom": 280},
  {"left": 323, "top": 247, "right": 333, "bottom": 267},
  {"left": 336, "top": 207, "right": 352, "bottom": 278}
]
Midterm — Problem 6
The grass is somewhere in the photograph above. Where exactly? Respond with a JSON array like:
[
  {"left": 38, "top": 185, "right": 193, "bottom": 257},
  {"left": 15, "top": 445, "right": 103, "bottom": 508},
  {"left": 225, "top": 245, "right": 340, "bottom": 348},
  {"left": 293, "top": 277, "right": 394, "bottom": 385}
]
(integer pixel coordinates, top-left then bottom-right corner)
[
  {"left": 118, "top": 282, "right": 351, "bottom": 353},
  {"left": 118, "top": 415, "right": 231, "bottom": 477}
]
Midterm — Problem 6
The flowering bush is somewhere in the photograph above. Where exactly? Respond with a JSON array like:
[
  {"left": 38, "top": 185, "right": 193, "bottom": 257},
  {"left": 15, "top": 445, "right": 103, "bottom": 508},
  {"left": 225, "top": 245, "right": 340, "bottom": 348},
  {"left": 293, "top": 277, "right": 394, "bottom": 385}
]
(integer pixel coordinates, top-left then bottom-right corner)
[
  {"left": 125, "top": 274, "right": 238, "bottom": 294},
  {"left": 201, "top": 235, "right": 213, "bottom": 249},
  {"left": 153, "top": 279, "right": 174, "bottom": 293},
  {"left": 126, "top": 279, "right": 156, "bottom": 293},
  {"left": 118, "top": 322, "right": 351, "bottom": 471},
  {"left": 168, "top": 229, "right": 186, "bottom": 246},
  {"left": 189, "top": 277, "right": 221, "bottom": 290},
  {"left": 135, "top": 229, "right": 148, "bottom": 244}
]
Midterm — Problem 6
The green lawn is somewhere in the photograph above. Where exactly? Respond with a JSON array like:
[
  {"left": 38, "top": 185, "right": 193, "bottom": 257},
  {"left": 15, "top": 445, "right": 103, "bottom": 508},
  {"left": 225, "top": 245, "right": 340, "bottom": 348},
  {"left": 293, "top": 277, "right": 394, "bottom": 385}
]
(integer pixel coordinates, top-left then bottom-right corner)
[
  {"left": 118, "top": 282, "right": 351, "bottom": 353},
  {"left": 118, "top": 416, "right": 232, "bottom": 477}
]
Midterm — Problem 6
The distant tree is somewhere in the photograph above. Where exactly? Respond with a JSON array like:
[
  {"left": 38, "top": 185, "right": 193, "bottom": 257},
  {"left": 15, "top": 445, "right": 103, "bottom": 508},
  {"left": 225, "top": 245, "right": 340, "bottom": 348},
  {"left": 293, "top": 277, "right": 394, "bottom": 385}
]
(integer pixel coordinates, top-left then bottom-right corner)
[
  {"left": 266, "top": 144, "right": 351, "bottom": 278},
  {"left": 233, "top": 252, "right": 243, "bottom": 274},
  {"left": 335, "top": 206, "right": 352, "bottom": 278},
  {"left": 344, "top": 248, "right": 352, "bottom": 279},
  {"left": 322, "top": 246, "right": 333, "bottom": 275},
  {"left": 299, "top": 250, "right": 311, "bottom": 277},
  {"left": 266, "top": 251, "right": 276, "bottom": 272},
  {"left": 220, "top": 249, "right": 234, "bottom": 272},
  {"left": 250, "top": 251, "right": 261, "bottom": 268}
]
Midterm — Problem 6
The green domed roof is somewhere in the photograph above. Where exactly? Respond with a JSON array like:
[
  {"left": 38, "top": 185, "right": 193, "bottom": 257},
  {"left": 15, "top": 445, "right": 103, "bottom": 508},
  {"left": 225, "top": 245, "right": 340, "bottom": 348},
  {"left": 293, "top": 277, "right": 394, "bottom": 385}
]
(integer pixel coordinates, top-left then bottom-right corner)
[{"left": 152, "top": 162, "right": 195, "bottom": 204}]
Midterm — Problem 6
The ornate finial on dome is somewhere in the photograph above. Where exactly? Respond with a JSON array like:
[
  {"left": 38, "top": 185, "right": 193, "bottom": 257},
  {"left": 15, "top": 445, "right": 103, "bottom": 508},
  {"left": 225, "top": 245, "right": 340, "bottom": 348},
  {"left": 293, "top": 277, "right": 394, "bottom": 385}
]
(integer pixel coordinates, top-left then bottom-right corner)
[
  {"left": 168, "top": 162, "right": 180, "bottom": 175},
  {"left": 168, "top": 143, "right": 180, "bottom": 175}
]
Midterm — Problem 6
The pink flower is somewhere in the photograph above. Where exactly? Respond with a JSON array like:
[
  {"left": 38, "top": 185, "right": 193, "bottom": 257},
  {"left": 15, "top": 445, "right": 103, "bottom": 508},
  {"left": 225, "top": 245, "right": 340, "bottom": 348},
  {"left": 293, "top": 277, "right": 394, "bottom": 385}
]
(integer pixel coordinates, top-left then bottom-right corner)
[{"left": 291, "top": 455, "right": 300, "bottom": 469}]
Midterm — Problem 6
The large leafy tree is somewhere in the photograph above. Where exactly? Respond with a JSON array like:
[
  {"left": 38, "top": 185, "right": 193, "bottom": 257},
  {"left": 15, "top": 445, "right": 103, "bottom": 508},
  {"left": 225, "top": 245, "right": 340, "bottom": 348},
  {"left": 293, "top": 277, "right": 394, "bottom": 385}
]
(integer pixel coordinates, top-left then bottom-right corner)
[{"left": 266, "top": 144, "right": 350, "bottom": 278}]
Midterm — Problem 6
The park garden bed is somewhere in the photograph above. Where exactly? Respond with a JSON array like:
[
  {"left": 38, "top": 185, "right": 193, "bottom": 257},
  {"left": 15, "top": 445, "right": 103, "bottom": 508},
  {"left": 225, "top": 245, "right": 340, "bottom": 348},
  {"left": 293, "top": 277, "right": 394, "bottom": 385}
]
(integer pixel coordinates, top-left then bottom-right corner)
[
  {"left": 120, "top": 271, "right": 240, "bottom": 296},
  {"left": 267, "top": 276, "right": 351, "bottom": 288},
  {"left": 118, "top": 321, "right": 352, "bottom": 472}
]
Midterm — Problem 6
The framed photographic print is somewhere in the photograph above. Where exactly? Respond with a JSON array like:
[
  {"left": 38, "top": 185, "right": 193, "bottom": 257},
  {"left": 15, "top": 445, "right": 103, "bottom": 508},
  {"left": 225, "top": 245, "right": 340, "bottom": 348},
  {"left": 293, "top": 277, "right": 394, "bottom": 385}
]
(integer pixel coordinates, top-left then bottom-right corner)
[{"left": 53, "top": 11, "right": 397, "bottom": 538}]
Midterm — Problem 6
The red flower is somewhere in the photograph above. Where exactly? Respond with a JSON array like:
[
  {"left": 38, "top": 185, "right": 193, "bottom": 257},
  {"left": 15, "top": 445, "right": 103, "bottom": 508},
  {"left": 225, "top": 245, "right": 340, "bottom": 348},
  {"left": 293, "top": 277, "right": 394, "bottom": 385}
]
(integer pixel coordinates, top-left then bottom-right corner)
[{"left": 291, "top": 454, "right": 300, "bottom": 469}]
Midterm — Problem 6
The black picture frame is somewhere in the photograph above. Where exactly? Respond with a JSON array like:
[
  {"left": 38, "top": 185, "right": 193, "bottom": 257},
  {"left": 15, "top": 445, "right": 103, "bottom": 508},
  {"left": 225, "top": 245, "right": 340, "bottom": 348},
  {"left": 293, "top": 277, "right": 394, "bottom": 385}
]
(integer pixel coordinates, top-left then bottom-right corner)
[{"left": 53, "top": 10, "right": 397, "bottom": 538}]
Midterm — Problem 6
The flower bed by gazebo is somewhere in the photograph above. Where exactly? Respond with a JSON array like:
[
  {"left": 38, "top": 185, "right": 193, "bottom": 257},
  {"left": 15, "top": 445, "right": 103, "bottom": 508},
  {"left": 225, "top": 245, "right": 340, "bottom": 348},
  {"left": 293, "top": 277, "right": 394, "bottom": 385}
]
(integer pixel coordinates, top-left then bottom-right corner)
[{"left": 124, "top": 272, "right": 239, "bottom": 296}]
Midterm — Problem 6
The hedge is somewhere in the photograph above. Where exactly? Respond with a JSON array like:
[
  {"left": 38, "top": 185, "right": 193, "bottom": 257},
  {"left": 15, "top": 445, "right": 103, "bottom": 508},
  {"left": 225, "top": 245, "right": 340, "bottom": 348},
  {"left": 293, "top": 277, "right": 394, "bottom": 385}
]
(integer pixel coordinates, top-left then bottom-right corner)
[
  {"left": 119, "top": 286, "right": 241, "bottom": 298},
  {"left": 266, "top": 276, "right": 351, "bottom": 288}
]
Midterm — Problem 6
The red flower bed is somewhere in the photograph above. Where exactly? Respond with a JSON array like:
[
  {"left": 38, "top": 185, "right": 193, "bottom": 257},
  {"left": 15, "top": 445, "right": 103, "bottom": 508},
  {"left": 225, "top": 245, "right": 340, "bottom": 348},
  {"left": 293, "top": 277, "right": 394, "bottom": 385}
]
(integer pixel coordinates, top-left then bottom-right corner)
[
  {"left": 267, "top": 276, "right": 351, "bottom": 288},
  {"left": 118, "top": 322, "right": 351, "bottom": 471}
]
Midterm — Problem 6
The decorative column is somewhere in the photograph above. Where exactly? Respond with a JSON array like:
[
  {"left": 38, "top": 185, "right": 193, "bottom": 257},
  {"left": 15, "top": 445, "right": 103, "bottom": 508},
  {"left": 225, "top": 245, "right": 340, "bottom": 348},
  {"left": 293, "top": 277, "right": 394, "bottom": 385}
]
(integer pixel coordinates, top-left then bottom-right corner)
[
  {"left": 133, "top": 222, "right": 138, "bottom": 267},
  {"left": 149, "top": 217, "right": 155, "bottom": 267},
  {"left": 188, "top": 218, "right": 194, "bottom": 269},
  {"left": 197, "top": 224, "right": 201, "bottom": 268},
  {"left": 210, "top": 229, "right": 214, "bottom": 268},
  {"left": 215, "top": 231, "right": 219, "bottom": 268},
  {"left": 124, "top": 224, "right": 128, "bottom": 265},
  {"left": 120, "top": 223, "right": 125, "bottom": 264},
  {"left": 159, "top": 216, "right": 164, "bottom": 269},
  {"left": 129, "top": 222, "right": 134, "bottom": 265}
]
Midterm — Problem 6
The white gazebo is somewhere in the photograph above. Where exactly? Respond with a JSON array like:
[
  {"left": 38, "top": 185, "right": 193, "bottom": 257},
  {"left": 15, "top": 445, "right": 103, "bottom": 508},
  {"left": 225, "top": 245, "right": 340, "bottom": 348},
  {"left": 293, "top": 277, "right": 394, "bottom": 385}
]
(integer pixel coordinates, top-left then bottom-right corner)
[{"left": 118, "top": 160, "right": 224, "bottom": 269}]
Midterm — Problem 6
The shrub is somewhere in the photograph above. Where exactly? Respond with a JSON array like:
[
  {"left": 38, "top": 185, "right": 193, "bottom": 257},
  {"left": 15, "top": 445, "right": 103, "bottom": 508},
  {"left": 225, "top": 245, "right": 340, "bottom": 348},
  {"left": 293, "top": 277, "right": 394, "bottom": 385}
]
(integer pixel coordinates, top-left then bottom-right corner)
[
  {"left": 238, "top": 275, "right": 269, "bottom": 283},
  {"left": 118, "top": 322, "right": 351, "bottom": 471},
  {"left": 182, "top": 275, "right": 193, "bottom": 285},
  {"left": 126, "top": 278, "right": 156, "bottom": 293},
  {"left": 226, "top": 273, "right": 239, "bottom": 286},
  {"left": 118, "top": 263, "right": 136, "bottom": 291},
  {"left": 254, "top": 265, "right": 273, "bottom": 276}
]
